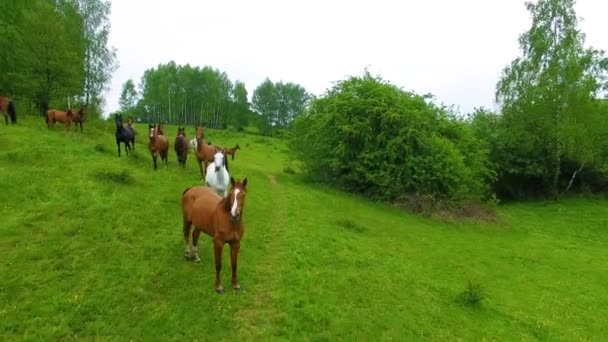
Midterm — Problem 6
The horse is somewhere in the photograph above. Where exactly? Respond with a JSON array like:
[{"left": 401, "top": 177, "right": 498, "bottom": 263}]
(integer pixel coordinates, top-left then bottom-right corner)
[
  {"left": 224, "top": 144, "right": 241, "bottom": 161},
  {"left": 181, "top": 177, "right": 248, "bottom": 294},
  {"left": 114, "top": 114, "right": 134, "bottom": 157},
  {"left": 194, "top": 127, "right": 220, "bottom": 179},
  {"left": 70, "top": 106, "right": 88, "bottom": 132},
  {"left": 126, "top": 116, "right": 136, "bottom": 150},
  {"left": 148, "top": 123, "right": 169, "bottom": 169},
  {"left": 0, "top": 96, "right": 17, "bottom": 125},
  {"left": 174, "top": 126, "right": 189, "bottom": 168},
  {"left": 205, "top": 151, "right": 230, "bottom": 196},
  {"left": 46, "top": 108, "right": 74, "bottom": 131}
]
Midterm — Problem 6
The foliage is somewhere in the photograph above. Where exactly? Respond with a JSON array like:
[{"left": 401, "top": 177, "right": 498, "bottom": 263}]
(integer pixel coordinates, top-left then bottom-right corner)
[
  {"left": 0, "top": 0, "right": 115, "bottom": 116},
  {"left": 118, "top": 79, "right": 138, "bottom": 114},
  {"left": 494, "top": 0, "right": 608, "bottom": 198},
  {"left": 135, "top": 62, "right": 253, "bottom": 129},
  {"left": 252, "top": 78, "right": 311, "bottom": 136},
  {"left": 289, "top": 71, "right": 494, "bottom": 204},
  {"left": 78, "top": 0, "right": 118, "bottom": 112}
]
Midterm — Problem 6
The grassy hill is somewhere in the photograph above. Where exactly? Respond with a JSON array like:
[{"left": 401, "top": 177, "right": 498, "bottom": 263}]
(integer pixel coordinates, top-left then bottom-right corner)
[{"left": 1, "top": 116, "right": 607, "bottom": 340}]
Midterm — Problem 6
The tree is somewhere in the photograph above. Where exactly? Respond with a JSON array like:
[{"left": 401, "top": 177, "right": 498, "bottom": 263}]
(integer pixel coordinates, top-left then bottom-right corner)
[
  {"left": 3, "top": 0, "right": 86, "bottom": 114},
  {"left": 78, "top": 0, "right": 118, "bottom": 111},
  {"left": 119, "top": 79, "right": 138, "bottom": 112},
  {"left": 252, "top": 79, "right": 310, "bottom": 135},
  {"left": 495, "top": 0, "right": 608, "bottom": 197},
  {"left": 231, "top": 81, "right": 249, "bottom": 130}
]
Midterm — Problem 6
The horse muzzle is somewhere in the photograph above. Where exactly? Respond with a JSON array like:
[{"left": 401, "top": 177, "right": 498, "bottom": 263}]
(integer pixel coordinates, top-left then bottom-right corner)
[
  {"left": 215, "top": 166, "right": 220, "bottom": 172},
  {"left": 230, "top": 212, "right": 240, "bottom": 221}
]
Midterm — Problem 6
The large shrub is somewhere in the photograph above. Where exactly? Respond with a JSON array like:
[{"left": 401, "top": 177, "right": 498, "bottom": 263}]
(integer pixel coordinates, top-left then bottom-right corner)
[{"left": 288, "top": 72, "right": 494, "bottom": 204}]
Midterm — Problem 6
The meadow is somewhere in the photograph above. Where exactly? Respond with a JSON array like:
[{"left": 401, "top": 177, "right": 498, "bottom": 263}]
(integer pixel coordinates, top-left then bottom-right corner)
[{"left": 1, "top": 116, "right": 607, "bottom": 340}]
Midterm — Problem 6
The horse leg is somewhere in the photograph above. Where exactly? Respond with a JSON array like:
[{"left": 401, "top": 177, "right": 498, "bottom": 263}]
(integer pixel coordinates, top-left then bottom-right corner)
[
  {"left": 198, "top": 160, "right": 205, "bottom": 179},
  {"left": 152, "top": 153, "right": 158, "bottom": 170},
  {"left": 3, "top": 113, "right": 7, "bottom": 125},
  {"left": 214, "top": 239, "right": 224, "bottom": 294},
  {"left": 183, "top": 217, "right": 193, "bottom": 260},
  {"left": 192, "top": 229, "right": 201, "bottom": 263},
  {"left": 117, "top": 141, "right": 121, "bottom": 157},
  {"left": 230, "top": 241, "right": 241, "bottom": 290}
]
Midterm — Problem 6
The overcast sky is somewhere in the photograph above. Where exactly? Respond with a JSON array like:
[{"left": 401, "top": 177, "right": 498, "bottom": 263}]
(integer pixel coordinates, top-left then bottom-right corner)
[{"left": 103, "top": 0, "right": 608, "bottom": 116}]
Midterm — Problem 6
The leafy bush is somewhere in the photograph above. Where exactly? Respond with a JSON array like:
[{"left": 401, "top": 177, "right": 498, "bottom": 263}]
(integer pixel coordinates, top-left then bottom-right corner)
[{"left": 288, "top": 72, "right": 494, "bottom": 206}]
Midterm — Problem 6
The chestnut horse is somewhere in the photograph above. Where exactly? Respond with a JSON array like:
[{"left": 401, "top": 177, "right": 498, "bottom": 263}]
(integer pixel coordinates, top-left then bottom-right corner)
[
  {"left": 194, "top": 127, "right": 219, "bottom": 179},
  {"left": 70, "top": 106, "right": 88, "bottom": 132},
  {"left": 126, "top": 116, "right": 136, "bottom": 150},
  {"left": 0, "top": 96, "right": 17, "bottom": 125},
  {"left": 46, "top": 108, "right": 74, "bottom": 131},
  {"left": 182, "top": 177, "right": 248, "bottom": 294},
  {"left": 174, "top": 126, "right": 189, "bottom": 168},
  {"left": 148, "top": 123, "right": 169, "bottom": 169},
  {"left": 224, "top": 144, "right": 241, "bottom": 161}
]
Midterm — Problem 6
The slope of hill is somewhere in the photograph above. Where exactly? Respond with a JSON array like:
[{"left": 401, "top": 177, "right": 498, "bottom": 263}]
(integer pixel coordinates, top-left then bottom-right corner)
[{"left": 1, "top": 116, "right": 607, "bottom": 340}]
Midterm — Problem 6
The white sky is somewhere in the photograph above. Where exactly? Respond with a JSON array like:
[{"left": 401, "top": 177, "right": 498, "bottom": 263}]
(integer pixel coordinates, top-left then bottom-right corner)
[{"left": 103, "top": 0, "right": 608, "bottom": 116}]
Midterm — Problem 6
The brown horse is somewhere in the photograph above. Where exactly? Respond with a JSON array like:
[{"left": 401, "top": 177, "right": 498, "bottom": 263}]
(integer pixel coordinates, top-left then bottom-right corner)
[
  {"left": 46, "top": 108, "right": 74, "bottom": 131},
  {"left": 126, "top": 116, "right": 136, "bottom": 150},
  {"left": 194, "top": 127, "right": 219, "bottom": 179},
  {"left": 0, "top": 96, "right": 16, "bottom": 125},
  {"left": 70, "top": 106, "right": 88, "bottom": 132},
  {"left": 224, "top": 144, "right": 241, "bottom": 161},
  {"left": 182, "top": 177, "right": 248, "bottom": 294},
  {"left": 174, "top": 126, "right": 189, "bottom": 168},
  {"left": 148, "top": 123, "right": 169, "bottom": 169}
]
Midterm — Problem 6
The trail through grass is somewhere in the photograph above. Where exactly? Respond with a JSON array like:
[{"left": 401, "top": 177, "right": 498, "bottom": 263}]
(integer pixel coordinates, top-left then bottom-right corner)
[{"left": 1, "top": 116, "right": 607, "bottom": 340}]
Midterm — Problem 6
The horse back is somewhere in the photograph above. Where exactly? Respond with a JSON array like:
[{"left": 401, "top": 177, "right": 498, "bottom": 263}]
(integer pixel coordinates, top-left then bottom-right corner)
[{"left": 182, "top": 186, "right": 222, "bottom": 236}]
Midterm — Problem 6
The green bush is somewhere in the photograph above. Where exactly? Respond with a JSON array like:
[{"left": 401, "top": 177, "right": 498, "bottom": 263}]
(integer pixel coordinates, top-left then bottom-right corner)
[{"left": 288, "top": 72, "right": 494, "bottom": 205}]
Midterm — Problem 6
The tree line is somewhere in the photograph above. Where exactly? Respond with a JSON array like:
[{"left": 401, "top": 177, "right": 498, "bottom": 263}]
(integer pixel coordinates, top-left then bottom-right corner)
[
  {"left": 288, "top": 0, "right": 608, "bottom": 209},
  {"left": 117, "top": 63, "right": 311, "bottom": 136},
  {"left": 0, "top": 0, "right": 117, "bottom": 118}
]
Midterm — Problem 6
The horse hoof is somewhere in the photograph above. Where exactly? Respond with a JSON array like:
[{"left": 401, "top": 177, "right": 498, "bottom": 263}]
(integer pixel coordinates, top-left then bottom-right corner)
[
  {"left": 216, "top": 288, "right": 224, "bottom": 294},
  {"left": 233, "top": 285, "right": 241, "bottom": 291},
  {"left": 194, "top": 257, "right": 201, "bottom": 263}
]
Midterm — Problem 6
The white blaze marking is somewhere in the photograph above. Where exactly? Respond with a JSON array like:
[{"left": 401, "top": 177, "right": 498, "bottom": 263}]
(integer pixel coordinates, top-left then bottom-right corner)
[{"left": 231, "top": 189, "right": 240, "bottom": 217}]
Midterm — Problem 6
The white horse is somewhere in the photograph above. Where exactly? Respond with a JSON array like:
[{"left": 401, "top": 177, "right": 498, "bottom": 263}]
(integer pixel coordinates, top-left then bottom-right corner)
[
  {"left": 205, "top": 151, "right": 230, "bottom": 197},
  {"left": 189, "top": 138, "right": 198, "bottom": 153}
]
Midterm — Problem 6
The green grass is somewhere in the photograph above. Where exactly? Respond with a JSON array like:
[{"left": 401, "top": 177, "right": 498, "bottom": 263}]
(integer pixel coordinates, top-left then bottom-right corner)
[{"left": 1, "top": 116, "right": 607, "bottom": 340}]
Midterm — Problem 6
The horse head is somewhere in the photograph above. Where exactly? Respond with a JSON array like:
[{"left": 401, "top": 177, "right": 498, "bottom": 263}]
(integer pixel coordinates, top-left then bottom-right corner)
[
  {"left": 213, "top": 151, "right": 225, "bottom": 172},
  {"left": 226, "top": 177, "right": 248, "bottom": 222}
]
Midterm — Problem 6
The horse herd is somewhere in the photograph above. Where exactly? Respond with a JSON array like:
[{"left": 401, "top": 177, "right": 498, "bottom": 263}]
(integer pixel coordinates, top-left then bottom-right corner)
[
  {"left": 113, "top": 114, "right": 248, "bottom": 294},
  {"left": 1, "top": 98, "right": 249, "bottom": 294}
]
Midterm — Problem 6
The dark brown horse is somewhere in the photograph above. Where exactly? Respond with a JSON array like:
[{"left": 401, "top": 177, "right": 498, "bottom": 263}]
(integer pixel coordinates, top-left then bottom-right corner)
[
  {"left": 0, "top": 96, "right": 16, "bottom": 125},
  {"left": 148, "top": 123, "right": 169, "bottom": 169},
  {"left": 182, "top": 177, "right": 248, "bottom": 294},
  {"left": 70, "top": 106, "right": 88, "bottom": 132},
  {"left": 46, "top": 108, "right": 74, "bottom": 131},
  {"left": 174, "top": 126, "right": 189, "bottom": 168},
  {"left": 194, "top": 127, "right": 219, "bottom": 179}
]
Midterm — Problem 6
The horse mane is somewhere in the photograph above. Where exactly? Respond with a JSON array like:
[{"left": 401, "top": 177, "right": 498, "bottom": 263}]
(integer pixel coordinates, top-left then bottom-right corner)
[{"left": 182, "top": 187, "right": 191, "bottom": 196}]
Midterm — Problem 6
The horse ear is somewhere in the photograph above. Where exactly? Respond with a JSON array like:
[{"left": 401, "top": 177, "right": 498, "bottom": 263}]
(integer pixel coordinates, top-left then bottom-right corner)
[
  {"left": 242, "top": 177, "right": 248, "bottom": 188},
  {"left": 230, "top": 177, "right": 235, "bottom": 186}
]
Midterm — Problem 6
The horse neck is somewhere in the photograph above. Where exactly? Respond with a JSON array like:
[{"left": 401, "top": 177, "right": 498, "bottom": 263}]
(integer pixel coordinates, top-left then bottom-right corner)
[{"left": 216, "top": 165, "right": 226, "bottom": 184}]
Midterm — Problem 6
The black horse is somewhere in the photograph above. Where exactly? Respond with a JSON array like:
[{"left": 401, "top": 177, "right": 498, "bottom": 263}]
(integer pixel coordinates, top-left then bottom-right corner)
[{"left": 115, "top": 114, "right": 134, "bottom": 157}]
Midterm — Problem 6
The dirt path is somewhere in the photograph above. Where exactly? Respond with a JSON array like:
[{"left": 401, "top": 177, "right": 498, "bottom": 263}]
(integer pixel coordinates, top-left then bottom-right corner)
[{"left": 234, "top": 173, "right": 288, "bottom": 337}]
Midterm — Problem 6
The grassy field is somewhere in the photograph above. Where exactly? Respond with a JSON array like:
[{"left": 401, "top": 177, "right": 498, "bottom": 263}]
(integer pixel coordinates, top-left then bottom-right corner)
[{"left": 1, "top": 116, "right": 607, "bottom": 340}]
